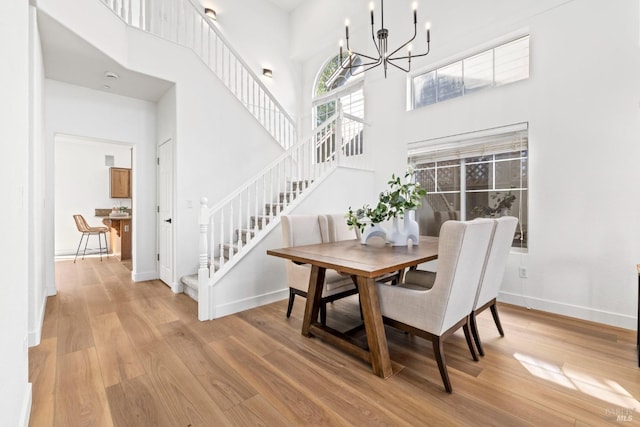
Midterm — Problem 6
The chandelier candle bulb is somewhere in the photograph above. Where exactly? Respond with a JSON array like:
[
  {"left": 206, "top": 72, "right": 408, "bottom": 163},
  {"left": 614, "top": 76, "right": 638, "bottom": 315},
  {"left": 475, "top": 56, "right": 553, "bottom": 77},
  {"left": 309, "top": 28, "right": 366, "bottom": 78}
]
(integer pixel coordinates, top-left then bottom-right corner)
[{"left": 337, "top": 0, "right": 433, "bottom": 78}]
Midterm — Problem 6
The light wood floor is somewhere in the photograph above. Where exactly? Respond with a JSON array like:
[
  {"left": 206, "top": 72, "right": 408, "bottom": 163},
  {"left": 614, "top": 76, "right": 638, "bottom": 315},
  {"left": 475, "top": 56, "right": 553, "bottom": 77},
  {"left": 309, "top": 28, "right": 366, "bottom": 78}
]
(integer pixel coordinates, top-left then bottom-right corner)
[{"left": 30, "top": 258, "right": 639, "bottom": 426}]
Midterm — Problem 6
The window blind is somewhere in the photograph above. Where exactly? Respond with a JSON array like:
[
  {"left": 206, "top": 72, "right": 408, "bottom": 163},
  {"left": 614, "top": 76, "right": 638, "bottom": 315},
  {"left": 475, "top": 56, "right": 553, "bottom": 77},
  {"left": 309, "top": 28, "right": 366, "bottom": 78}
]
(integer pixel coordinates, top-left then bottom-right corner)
[{"left": 408, "top": 123, "right": 528, "bottom": 164}]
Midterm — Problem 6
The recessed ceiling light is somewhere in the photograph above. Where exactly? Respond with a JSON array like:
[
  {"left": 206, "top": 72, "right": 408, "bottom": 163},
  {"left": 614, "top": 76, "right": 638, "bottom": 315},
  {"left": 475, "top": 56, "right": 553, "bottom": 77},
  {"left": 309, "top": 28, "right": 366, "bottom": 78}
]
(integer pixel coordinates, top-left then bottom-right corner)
[
  {"left": 103, "top": 84, "right": 111, "bottom": 90},
  {"left": 105, "top": 71, "right": 119, "bottom": 80}
]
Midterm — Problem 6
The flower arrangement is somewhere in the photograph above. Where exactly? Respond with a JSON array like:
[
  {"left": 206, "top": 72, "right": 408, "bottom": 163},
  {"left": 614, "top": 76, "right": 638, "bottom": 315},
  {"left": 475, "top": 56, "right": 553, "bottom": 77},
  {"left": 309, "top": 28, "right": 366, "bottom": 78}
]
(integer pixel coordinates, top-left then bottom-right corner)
[{"left": 346, "top": 168, "right": 427, "bottom": 234}]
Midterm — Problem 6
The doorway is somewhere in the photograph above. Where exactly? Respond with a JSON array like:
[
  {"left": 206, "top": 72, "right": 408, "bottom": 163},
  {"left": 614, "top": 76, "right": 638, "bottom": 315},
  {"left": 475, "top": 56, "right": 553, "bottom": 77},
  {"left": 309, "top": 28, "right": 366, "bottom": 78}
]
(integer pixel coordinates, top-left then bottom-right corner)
[{"left": 54, "top": 134, "right": 134, "bottom": 264}]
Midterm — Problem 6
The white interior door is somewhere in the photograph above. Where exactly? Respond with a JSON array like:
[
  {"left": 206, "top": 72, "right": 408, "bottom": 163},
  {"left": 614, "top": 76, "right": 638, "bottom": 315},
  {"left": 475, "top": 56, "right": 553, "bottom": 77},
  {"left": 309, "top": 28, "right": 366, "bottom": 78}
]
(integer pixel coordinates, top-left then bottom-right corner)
[{"left": 157, "top": 139, "right": 174, "bottom": 287}]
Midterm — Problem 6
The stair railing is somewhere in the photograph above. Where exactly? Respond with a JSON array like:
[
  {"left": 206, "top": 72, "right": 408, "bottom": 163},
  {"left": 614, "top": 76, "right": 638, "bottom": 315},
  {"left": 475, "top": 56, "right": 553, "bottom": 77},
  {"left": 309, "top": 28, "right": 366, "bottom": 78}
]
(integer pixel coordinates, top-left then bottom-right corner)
[
  {"left": 200, "top": 112, "right": 338, "bottom": 271},
  {"left": 99, "top": 0, "right": 297, "bottom": 149},
  {"left": 196, "top": 105, "right": 369, "bottom": 319}
]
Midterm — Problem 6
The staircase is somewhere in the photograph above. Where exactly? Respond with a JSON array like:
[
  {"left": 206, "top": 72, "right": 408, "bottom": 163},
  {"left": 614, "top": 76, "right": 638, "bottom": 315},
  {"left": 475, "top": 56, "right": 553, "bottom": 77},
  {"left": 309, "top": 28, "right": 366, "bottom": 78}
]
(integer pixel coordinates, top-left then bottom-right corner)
[
  {"left": 179, "top": 179, "right": 310, "bottom": 302},
  {"left": 189, "top": 109, "right": 371, "bottom": 320},
  {"left": 98, "top": 0, "right": 370, "bottom": 320},
  {"left": 99, "top": 0, "right": 296, "bottom": 149}
]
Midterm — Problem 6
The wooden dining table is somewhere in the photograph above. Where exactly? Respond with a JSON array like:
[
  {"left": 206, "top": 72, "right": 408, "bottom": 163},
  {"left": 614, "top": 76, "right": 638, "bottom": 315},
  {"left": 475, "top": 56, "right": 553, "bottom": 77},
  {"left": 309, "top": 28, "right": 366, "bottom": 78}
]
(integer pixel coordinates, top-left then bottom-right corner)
[{"left": 267, "top": 236, "right": 439, "bottom": 378}]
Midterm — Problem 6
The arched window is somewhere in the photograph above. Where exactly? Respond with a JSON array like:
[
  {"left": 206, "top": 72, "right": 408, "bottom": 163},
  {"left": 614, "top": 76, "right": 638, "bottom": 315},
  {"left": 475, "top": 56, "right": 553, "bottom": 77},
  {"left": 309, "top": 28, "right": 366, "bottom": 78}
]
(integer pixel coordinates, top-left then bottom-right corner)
[{"left": 312, "top": 55, "right": 363, "bottom": 127}]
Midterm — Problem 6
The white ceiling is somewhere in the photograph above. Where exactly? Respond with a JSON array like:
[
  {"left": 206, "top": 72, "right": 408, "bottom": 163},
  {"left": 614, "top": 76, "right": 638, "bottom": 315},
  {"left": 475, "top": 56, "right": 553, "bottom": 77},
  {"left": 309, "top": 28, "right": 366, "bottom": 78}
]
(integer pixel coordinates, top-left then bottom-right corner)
[
  {"left": 265, "top": 0, "right": 308, "bottom": 12},
  {"left": 38, "top": 12, "right": 174, "bottom": 102}
]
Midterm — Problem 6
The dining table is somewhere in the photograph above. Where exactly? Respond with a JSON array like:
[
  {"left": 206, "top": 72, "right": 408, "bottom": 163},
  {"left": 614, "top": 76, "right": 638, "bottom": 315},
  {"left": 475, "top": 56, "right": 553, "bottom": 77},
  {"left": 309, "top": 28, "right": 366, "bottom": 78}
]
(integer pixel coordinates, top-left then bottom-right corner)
[{"left": 267, "top": 236, "right": 439, "bottom": 378}]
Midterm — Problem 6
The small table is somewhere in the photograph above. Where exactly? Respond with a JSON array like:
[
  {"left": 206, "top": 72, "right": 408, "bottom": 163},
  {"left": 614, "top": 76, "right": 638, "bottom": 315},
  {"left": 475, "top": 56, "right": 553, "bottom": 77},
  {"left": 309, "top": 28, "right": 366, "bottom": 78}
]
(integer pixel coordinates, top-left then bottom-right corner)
[{"left": 267, "top": 236, "right": 438, "bottom": 378}]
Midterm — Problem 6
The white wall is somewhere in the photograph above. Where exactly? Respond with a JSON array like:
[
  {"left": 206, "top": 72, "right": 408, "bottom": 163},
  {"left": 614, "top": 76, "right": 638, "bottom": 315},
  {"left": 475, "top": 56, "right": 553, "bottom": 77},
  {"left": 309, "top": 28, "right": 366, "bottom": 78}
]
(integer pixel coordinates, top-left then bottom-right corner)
[
  {"left": 292, "top": 0, "right": 640, "bottom": 329},
  {"left": 38, "top": 0, "right": 288, "bottom": 290},
  {"left": 28, "top": 5, "right": 50, "bottom": 353},
  {"left": 198, "top": 0, "right": 301, "bottom": 118},
  {"left": 45, "top": 80, "right": 158, "bottom": 280},
  {"left": 54, "top": 137, "right": 132, "bottom": 255},
  {"left": 212, "top": 167, "right": 376, "bottom": 317},
  {"left": 1, "top": 1, "right": 31, "bottom": 426}
]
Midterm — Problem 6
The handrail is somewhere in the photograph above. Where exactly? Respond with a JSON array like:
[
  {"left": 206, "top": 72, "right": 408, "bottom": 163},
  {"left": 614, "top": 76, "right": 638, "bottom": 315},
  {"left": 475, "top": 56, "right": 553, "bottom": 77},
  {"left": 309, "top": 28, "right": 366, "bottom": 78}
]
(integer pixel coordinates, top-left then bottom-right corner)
[
  {"left": 99, "top": 0, "right": 296, "bottom": 149},
  {"left": 183, "top": 0, "right": 295, "bottom": 127},
  {"left": 205, "top": 112, "right": 339, "bottom": 216}
]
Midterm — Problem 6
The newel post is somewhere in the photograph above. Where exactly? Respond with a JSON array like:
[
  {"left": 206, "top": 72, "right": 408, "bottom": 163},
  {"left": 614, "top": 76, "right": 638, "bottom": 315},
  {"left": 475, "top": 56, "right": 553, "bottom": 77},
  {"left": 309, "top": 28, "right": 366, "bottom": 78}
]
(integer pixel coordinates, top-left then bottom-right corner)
[{"left": 198, "top": 197, "right": 211, "bottom": 321}]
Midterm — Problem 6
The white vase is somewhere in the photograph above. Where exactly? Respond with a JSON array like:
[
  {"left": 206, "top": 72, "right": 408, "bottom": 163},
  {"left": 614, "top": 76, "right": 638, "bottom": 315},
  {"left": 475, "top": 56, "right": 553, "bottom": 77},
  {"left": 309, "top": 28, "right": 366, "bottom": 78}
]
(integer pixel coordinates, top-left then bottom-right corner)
[
  {"left": 389, "top": 216, "right": 409, "bottom": 246},
  {"left": 361, "top": 223, "right": 387, "bottom": 245},
  {"left": 403, "top": 209, "right": 420, "bottom": 245}
]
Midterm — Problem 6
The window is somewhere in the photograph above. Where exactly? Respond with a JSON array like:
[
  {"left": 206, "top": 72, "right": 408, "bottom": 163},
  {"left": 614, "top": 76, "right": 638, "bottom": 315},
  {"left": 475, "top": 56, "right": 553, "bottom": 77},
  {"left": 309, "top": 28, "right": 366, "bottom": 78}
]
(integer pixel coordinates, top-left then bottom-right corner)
[
  {"left": 311, "top": 55, "right": 366, "bottom": 163},
  {"left": 409, "top": 127, "right": 528, "bottom": 248},
  {"left": 313, "top": 54, "right": 363, "bottom": 127},
  {"left": 412, "top": 35, "right": 529, "bottom": 109}
]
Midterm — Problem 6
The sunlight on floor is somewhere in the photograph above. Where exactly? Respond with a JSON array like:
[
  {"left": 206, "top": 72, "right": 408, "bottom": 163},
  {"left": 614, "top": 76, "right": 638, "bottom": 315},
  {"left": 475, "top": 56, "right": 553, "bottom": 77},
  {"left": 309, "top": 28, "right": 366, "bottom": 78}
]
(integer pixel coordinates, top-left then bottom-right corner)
[{"left": 514, "top": 352, "right": 639, "bottom": 412}]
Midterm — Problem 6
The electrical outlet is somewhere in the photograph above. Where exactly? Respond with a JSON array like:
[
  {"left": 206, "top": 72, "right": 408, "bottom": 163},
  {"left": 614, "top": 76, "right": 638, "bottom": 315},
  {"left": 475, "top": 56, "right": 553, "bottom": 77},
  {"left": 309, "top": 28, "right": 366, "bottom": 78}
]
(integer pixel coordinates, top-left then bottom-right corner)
[{"left": 519, "top": 266, "right": 528, "bottom": 279}]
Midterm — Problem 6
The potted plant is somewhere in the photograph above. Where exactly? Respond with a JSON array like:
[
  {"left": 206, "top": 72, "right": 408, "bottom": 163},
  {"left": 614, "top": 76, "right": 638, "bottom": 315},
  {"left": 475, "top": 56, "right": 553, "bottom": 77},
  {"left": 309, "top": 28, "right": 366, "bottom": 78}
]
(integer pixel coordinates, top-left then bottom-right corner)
[{"left": 346, "top": 168, "right": 427, "bottom": 245}]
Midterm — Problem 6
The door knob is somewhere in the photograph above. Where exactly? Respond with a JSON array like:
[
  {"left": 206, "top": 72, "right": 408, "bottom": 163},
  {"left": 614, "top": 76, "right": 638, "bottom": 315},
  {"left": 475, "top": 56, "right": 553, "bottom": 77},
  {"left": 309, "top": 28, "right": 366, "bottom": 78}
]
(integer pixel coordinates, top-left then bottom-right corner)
[{"left": 164, "top": 218, "right": 172, "bottom": 224}]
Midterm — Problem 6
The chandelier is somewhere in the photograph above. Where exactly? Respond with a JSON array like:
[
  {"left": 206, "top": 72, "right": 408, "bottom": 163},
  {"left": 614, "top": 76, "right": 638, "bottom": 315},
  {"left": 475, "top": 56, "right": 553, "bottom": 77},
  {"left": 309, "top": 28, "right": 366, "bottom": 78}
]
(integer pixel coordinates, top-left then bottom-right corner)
[{"left": 339, "top": 0, "right": 431, "bottom": 78}]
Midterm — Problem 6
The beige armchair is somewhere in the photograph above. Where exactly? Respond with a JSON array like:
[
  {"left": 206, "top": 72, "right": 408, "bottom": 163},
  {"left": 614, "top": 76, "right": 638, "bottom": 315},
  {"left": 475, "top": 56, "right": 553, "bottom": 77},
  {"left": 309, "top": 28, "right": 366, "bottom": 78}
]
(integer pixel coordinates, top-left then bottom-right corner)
[
  {"left": 376, "top": 219, "right": 494, "bottom": 393},
  {"left": 281, "top": 215, "right": 357, "bottom": 324},
  {"left": 469, "top": 216, "right": 519, "bottom": 356},
  {"left": 404, "top": 217, "right": 519, "bottom": 357}
]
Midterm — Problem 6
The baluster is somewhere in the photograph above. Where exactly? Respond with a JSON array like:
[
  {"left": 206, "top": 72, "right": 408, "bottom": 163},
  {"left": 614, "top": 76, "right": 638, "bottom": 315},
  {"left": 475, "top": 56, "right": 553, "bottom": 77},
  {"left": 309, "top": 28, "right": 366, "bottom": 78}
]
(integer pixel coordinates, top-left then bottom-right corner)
[
  {"left": 209, "top": 211, "right": 218, "bottom": 275},
  {"left": 226, "top": 49, "right": 231, "bottom": 88},
  {"left": 228, "top": 204, "right": 234, "bottom": 260},
  {"left": 219, "top": 210, "right": 225, "bottom": 268},
  {"left": 199, "top": 197, "right": 209, "bottom": 271},
  {"left": 295, "top": 144, "right": 301, "bottom": 199},
  {"left": 139, "top": 0, "right": 145, "bottom": 30},
  {"left": 237, "top": 195, "right": 243, "bottom": 251},
  {"left": 246, "top": 185, "right": 251, "bottom": 243},
  {"left": 269, "top": 168, "right": 275, "bottom": 219},
  {"left": 253, "top": 180, "right": 264, "bottom": 234}
]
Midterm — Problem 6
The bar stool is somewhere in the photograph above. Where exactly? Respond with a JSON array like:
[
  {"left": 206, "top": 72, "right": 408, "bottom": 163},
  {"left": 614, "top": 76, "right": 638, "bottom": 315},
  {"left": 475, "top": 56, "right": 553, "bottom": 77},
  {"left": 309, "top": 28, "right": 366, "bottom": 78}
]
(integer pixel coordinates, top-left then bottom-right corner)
[{"left": 72, "top": 214, "right": 109, "bottom": 262}]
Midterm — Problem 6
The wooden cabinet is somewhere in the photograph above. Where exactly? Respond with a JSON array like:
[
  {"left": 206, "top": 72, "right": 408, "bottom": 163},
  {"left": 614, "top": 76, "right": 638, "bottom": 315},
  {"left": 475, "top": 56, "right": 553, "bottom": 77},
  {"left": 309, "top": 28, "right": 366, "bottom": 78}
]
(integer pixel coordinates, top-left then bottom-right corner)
[
  {"left": 110, "top": 167, "right": 131, "bottom": 198},
  {"left": 102, "top": 218, "right": 131, "bottom": 261}
]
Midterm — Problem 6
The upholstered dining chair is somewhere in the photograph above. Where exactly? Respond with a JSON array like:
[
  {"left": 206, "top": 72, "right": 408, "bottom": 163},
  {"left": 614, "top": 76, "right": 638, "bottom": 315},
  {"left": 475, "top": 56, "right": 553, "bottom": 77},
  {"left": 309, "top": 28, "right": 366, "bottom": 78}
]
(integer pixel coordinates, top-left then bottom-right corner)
[
  {"left": 376, "top": 219, "right": 495, "bottom": 393},
  {"left": 73, "top": 214, "right": 109, "bottom": 263},
  {"left": 281, "top": 215, "right": 357, "bottom": 324},
  {"left": 320, "top": 213, "right": 358, "bottom": 242},
  {"left": 469, "top": 216, "right": 518, "bottom": 356}
]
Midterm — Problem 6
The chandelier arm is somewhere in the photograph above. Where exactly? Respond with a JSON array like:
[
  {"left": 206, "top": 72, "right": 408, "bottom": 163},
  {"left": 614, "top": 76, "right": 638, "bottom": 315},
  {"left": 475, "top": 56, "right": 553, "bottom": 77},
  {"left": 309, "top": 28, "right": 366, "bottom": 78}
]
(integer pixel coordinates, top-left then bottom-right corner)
[
  {"left": 370, "top": 23, "right": 383, "bottom": 59},
  {"left": 347, "top": 57, "right": 384, "bottom": 77},
  {"left": 385, "top": 58, "right": 410, "bottom": 73},
  {"left": 349, "top": 49, "right": 382, "bottom": 62},
  {"left": 387, "top": 25, "right": 418, "bottom": 60},
  {"left": 393, "top": 44, "right": 430, "bottom": 60}
]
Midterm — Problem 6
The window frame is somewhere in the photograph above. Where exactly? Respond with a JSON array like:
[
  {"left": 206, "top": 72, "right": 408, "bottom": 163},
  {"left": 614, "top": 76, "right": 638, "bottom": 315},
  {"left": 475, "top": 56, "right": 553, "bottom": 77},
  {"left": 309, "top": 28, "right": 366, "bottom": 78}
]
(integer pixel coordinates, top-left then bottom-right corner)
[
  {"left": 409, "top": 126, "right": 528, "bottom": 250},
  {"left": 410, "top": 34, "right": 530, "bottom": 110}
]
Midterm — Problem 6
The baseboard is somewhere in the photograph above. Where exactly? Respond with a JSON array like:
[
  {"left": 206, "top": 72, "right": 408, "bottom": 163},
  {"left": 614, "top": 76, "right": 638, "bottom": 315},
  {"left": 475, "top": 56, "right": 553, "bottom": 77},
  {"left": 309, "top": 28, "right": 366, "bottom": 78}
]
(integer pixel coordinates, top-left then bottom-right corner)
[
  {"left": 46, "top": 285, "right": 57, "bottom": 297},
  {"left": 213, "top": 289, "right": 289, "bottom": 319},
  {"left": 171, "top": 281, "right": 184, "bottom": 294},
  {"left": 19, "top": 383, "right": 32, "bottom": 427},
  {"left": 499, "top": 291, "right": 636, "bottom": 330},
  {"left": 28, "top": 294, "right": 48, "bottom": 347},
  {"left": 131, "top": 270, "right": 158, "bottom": 282}
]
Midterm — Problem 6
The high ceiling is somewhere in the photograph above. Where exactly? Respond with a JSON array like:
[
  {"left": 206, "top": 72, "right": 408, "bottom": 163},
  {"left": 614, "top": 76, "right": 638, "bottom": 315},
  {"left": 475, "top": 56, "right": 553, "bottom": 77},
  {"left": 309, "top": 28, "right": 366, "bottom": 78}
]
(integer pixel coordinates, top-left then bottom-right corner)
[
  {"left": 38, "top": 12, "right": 173, "bottom": 102},
  {"left": 265, "top": 0, "right": 308, "bottom": 12}
]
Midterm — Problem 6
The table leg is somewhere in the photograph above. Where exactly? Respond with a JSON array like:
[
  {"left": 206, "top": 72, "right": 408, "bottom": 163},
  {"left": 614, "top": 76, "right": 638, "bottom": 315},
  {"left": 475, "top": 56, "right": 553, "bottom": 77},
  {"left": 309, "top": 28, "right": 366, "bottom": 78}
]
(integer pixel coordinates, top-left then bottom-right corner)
[
  {"left": 357, "top": 276, "right": 393, "bottom": 378},
  {"left": 301, "top": 265, "right": 325, "bottom": 337}
]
